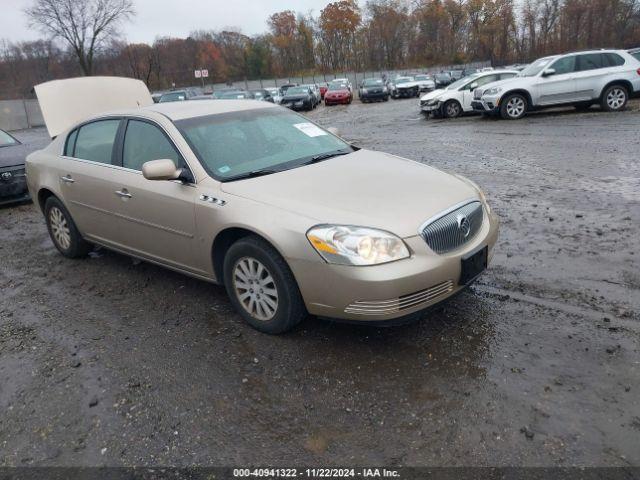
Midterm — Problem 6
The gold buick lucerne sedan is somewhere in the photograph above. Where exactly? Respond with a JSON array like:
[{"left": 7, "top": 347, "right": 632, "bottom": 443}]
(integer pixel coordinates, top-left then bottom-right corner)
[{"left": 27, "top": 77, "right": 499, "bottom": 333}]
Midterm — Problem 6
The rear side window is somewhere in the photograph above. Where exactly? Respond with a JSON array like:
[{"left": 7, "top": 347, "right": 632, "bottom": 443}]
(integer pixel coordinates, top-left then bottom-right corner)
[
  {"left": 499, "top": 73, "right": 517, "bottom": 80},
  {"left": 122, "top": 120, "right": 181, "bottom": 171},
  {"left": 550, "top": 56, "right": 576, "bottom": 75},
  {"left": 64, "top": 129, "right": 78, "bottom": 156},
  {"left": 577, "top": 54, "right": 604, "bottom": 71},
  {"left": 73, "top": 120, "right": 120, "bottom": 164},
  {"left": 604, "top": 53, "right": 625, "bottom": 67},
  {"left": 632, "top": 51, "right": 640, "bottom": 61}
]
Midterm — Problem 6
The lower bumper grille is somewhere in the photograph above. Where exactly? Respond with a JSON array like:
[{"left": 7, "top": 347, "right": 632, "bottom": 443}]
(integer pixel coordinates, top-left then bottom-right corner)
[{"left": 344, "top": 280, "right": 454, "bottom": 316}]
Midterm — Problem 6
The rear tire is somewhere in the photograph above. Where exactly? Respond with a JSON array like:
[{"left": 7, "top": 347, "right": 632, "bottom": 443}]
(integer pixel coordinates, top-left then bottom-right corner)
[
  {"left": 500, "top": 93, "right": 527, "bottom": 120},
  {"left": 223, "top": 236, "right": 306, "bottom": 334},
  {"left": 601, "top": 85, "right": 628, "bottom": 112},
  {"left": 44, "top": 196, "right": 91, "bottom": 258}
]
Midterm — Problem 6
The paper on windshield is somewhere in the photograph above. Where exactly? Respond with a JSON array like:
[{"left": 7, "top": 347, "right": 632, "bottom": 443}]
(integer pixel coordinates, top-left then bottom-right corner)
[{"left": 293, "top": 123, "right": 327, "bottom": 137}]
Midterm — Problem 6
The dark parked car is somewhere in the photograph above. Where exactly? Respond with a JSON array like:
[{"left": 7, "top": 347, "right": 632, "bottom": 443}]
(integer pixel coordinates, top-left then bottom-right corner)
[
  {"left": 279, "top": 83, "right": 299, "bottom": 95},
  {"left": 249, "top": 89, "right": 275, "bottom": 102},
  {"left": 280, "top": 86, "right": 316, "bottom": 111},
  {"left": 0, "top": 129, "right": 29, "bottom": 205},
  {"left": 215, "top": 90, "right": 250, "bottom": 99},
  {"left": 358, "top": 78, "right": 389, "bottom": 102},
  {"left": 158, "top": 89, "right": 199, "bottom": 103},
  {"left": 434, "top": 72, "right": 453, "bottom": 88}
]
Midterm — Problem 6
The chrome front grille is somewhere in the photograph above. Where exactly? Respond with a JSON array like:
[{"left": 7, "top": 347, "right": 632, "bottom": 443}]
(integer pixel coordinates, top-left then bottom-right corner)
[
  {"left": 420, "top": 201, "right": 483, "bottom": 254},
  {"left": 344, "top": 280, "right": 454, "bottom": 316}
]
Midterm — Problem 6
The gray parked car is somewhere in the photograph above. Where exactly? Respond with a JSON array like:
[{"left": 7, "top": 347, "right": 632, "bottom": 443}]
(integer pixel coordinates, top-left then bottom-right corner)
[{"left": 473, "top": 49, "right": 640, "bottom": 119}]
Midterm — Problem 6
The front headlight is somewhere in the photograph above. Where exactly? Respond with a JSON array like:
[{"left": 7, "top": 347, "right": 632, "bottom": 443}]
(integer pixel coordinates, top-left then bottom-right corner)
[
  {"left": 307, "top": 225, "right": 410, "bottom": 266},
  {"left": 361, "top": 88, "right": 368, "bottom": 94},
  {"left": 484, "top": 87, "right": 502, "bottom": 96}
]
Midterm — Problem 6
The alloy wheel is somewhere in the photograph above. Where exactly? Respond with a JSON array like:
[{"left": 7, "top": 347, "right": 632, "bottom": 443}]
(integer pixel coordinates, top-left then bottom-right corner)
[
  {"left": 446, "top": 102, "right": 461, "bottom": 117},
  {"left": 506, "top": 96, "right": 525, "bottom": 118},
  {"left": 49, "top": 206, "right": 71, "bottom": 250},
  {"left": 233, "top": 257, "right": 279, "bottom": 321},
  {"left": 606, "top": 88, "right": 626, "bottom": 110}
]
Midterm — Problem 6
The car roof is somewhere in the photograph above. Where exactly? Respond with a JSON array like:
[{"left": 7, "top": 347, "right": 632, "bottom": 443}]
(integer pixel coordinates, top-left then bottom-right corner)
[{"left": 142, "top": 99, "right": 278, "bottom": 120}]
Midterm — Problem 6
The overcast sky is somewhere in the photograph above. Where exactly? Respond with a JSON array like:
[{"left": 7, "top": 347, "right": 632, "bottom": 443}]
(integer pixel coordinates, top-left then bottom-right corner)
[{"left": 2, "top": 0, "right": 334, "bottom": 44}]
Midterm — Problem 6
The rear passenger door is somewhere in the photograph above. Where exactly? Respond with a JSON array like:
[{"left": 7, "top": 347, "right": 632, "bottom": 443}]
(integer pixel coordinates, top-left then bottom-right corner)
[
  {"left": 536, "top": 56, "right": 577, "bottom": 105},
  {"left": 573, "top": 53, "right": 621, "bottom": 101},
  {"left": 106, "top": 118, "right": 203, "bottom": 274},
  {"left": 59, "top": 118, "right": 126, "bottom": 243}
]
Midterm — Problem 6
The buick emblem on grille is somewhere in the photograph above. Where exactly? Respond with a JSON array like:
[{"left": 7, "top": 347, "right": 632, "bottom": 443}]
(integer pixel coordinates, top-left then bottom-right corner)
[
  {"left": 1, "top": 172, "right": 12, "bottom": 181},
  {"left": 456, "top": 213, "right": 471, "bottom": 238}
]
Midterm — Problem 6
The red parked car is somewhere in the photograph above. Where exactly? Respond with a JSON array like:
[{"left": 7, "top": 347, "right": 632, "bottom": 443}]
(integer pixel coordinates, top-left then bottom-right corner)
[
  {"left": 324, "top": 83, "right": 352, "bottom": 106},
  {"left": 319, "top": 83, "right": 329, "bottom": 99}
]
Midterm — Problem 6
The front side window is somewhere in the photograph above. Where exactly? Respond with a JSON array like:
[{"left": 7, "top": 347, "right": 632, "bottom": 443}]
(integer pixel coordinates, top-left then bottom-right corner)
[
  {"left": 520, "top": 57, "right": 555, "bottom": 77},
  {"left": 122, "top": 120, "right": 181, "bottom": 171},
  {"left": 550, "top": 56, "right": 576, "bottom": 75},
  {"left": 73, "top": 119, "right": 120, "bottom": 164},
  {"left": 177, "top": 109, "right": 352, "bottom": 181},
  {"left": 576, "top": 54, "right": 603, "bottom": 71},
  {"left": 465, "top": 74, "right": 497, "bottom": 90}
]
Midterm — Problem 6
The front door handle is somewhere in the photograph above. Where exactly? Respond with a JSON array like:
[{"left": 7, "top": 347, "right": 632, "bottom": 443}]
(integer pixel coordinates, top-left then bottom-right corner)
[
  {"left": 115, "top": 189, "right": 132, "bottom": 199},
  {"left": 60, "top": 175, "right": 75, "bottom": 183}
]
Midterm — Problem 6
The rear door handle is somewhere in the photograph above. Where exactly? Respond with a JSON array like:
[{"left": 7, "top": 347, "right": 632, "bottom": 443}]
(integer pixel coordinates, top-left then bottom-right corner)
[
  {"left": 115, "top": 189, "right": 132, "bottom": 199},
  {"left": 60, "top": 175, "right": 75, "bottom": 183}
]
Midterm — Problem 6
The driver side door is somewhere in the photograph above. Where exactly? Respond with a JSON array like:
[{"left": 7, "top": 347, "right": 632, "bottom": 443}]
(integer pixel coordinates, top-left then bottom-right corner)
[
  {"left": 106, "top": 118, "right": 204, "bottom": 275},
  {"left": 536, "top": 56, "right": 578, "bottom": 106},
  {"left": 462, "top": 74, "right": 499, "bottom": 110}
]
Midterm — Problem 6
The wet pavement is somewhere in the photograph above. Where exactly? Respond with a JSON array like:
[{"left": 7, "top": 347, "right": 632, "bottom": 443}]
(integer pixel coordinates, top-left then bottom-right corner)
[{"left": 1, "top": 99, "right": 639, "bottom": 467}]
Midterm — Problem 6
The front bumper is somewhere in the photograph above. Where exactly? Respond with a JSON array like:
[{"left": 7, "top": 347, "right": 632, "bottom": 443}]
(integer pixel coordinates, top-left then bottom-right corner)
[
  {"left": 0, "top": 166, "right": 30, "bottom": 205},
  {"left": 395, "top": 88, "right": 418, "bottom": 98},
  {"left": 290, "top": 207, "right": 499, "bottom": 322},
  {"left": 360, "top": 91, "right": 388, "bottom": 100},
  {"left": 471, "top": 96, "right": 500, "bottom": 113},
  {"left": 325, "top": 96, "right": 350, "bottom": 104},
  {"left": 420, "top": 101, "right": 442, "bottom": 113},
  {"left": 282, "top": 101, "right": 309, "bottom": 110}
]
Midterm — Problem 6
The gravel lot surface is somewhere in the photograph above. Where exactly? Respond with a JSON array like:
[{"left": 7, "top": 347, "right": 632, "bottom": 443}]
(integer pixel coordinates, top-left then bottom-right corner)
[{"left": 1, "top": 99, "right": 639, "bottom": 467}]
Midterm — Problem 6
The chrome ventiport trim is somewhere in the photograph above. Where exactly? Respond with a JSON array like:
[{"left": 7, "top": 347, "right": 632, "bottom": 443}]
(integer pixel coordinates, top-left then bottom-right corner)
[{"left": 199, "top": 194, "right": 226, "bottom": 206}]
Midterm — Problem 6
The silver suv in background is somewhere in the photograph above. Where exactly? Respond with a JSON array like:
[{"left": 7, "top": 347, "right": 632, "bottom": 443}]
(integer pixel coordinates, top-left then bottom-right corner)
[{"left": 472, "top": 49, "right": 640, "bottom": 119}]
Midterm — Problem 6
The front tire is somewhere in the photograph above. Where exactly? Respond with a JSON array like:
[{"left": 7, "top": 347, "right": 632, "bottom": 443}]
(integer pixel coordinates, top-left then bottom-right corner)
[
  {"left": 601, "top": 85, "right": 628, "bottom": 112},
  {"left": 500, "top": 93, "right": 527, "bottom": 120},
  {"left": 223, "top": 236, "right": 306, "bottom": 334},
  {"left": 443, "top": 100, "right": 462, "bottom": 118},
  {"left": 44, "top": 196, "right": 91, "bottom": 258}
]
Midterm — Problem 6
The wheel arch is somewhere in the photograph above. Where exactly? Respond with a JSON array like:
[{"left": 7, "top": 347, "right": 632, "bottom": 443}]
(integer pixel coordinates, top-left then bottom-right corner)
[
  {"left": 502, "top": 89, "right": 533, "bottom": 108},
  {"left": 37, "top": 187, "right": 58, "bottom": 213},
  {"left": 211, "top": 226, "right": 290, "bottom": 285},
  {"left": 600, "top": 80, "right": 632, "bottom": 99}
]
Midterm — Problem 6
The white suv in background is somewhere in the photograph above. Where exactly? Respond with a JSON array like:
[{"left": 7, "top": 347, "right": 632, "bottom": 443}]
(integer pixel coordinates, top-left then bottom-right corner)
[
  {"left": 419, "top": 70, "right": 519, "bottom": 118},
  {"left": 472, "top": 49, "right": 640, "bottom": 119}
]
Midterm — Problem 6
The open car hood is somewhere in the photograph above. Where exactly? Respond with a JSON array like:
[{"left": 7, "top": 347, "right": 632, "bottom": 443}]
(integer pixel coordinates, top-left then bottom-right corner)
[{"left": 35, "top": 77, "right": 153, "bottom": 138}]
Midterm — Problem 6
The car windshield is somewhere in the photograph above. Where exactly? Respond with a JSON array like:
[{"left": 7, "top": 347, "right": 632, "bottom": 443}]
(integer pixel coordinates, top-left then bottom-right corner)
[
  {"left": 159, "top": 92, "right": 187, "bottom": 102},
  {"left": 415, "top": 75, "right": 430, "bottom": 80},
  {"left": 630, "top": 50, "right": 640, "bottom": 61},
  {"left": 286, "top": 87, "right": 308, "bottom": 95},
  {"left": 519, "top": 57, "right": 555, "bottom": 77},
  {"left": 251, "top": 91, "right": 265, "bottom": 98},
  {"left": 362, "top": 78, "right": 383, "bottom": 86},
  {"left": 447, "top": 73, "right": 480, "bottom": 90},
  {"left": 0, "top": 129, "right": 19, "bottom": 147},
  {"left": 328, "top": 83, "right": 348, "bottom": 91},
  {"left": 395, "top": 77, "right": 414, "bottom": 85},
  {"left": 176, "top": 109, "right": 352, "bottom": 181}
]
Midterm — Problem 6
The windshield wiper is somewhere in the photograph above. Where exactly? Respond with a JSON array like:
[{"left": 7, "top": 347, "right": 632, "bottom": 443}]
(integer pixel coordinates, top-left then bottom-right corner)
[
  {"left": 224, "top": 169, "right": 280, "bottom": 181},
  {"left": 308, "top": 150, "right": 352, "bottom": 164}
]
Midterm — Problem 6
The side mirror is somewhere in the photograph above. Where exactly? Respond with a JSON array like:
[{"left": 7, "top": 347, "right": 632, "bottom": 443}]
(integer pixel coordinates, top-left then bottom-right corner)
[
  {"left": 542, "top": 68, "right": 556, "bottom": 77},
  {"left": 327, "top": 127, "right": 340, "bottom": 136},
  {"left": 142, "top": 159, "right": 180, "bottom": 181},
  {"left": 469, "top": 82, "right": 478, "bottom": 91}
]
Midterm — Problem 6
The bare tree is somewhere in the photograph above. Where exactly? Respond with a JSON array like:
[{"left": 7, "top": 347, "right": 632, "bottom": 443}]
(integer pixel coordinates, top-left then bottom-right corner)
[{"left": 24, "top": 0, "right": 135, "bottom": 75}]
